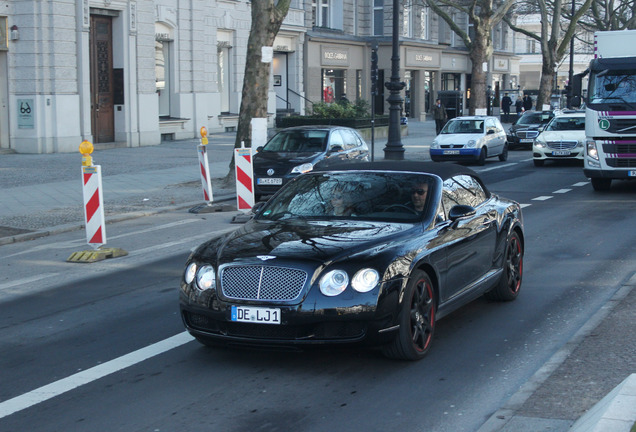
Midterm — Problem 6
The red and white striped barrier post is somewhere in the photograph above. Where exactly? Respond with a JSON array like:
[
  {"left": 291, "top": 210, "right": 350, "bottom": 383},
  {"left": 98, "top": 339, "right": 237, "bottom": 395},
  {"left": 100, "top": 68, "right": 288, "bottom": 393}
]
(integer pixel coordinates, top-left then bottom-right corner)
[
  {"left": 79, "top": 140, "right": 106, "bottom": 248},
  {"left": 234, "top": 142, "right": 254, "bottom": 211},
  {"left": 197, "top": 127, "right": 213, "bottom": 203}
]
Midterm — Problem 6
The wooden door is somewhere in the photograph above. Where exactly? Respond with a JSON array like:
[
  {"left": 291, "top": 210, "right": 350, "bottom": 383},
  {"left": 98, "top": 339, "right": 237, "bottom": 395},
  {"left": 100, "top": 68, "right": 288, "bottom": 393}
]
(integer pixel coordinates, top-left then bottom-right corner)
[{"left": 89, "top": 15, "right": 114, "bottom": 143}]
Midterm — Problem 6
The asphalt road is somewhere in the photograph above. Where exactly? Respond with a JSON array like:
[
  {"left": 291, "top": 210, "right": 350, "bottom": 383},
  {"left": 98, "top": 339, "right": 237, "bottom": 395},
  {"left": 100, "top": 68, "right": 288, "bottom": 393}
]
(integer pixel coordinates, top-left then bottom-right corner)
[{"left": 1, "top": 152, "right": 635, "bottom": 431}]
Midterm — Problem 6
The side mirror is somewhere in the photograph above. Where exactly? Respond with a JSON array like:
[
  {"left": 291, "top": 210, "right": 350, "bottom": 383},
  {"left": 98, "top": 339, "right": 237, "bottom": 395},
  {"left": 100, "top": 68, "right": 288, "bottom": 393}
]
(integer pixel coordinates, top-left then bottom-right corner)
[
  {"left": 449, "top": 205, "right": 476, "bottom": 225},
  {"left": 571, "top": 96, "right": 582, "bottom": 108},
  {"left": 328, "top": 145, "right": 344, "bottom": 154},
  {"left": 256, "top": 146, "right": 264, "bottom": 153},
  {"left": 487, "top": 129, "right": 495, "bottom": 135}
]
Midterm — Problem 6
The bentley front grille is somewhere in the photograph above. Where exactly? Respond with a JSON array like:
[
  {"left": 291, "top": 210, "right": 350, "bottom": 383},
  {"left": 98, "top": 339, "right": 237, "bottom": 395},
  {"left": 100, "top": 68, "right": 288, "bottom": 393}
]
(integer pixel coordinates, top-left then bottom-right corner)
[{"left": 221, "top": 265, "right": 308, "bottom": 301}]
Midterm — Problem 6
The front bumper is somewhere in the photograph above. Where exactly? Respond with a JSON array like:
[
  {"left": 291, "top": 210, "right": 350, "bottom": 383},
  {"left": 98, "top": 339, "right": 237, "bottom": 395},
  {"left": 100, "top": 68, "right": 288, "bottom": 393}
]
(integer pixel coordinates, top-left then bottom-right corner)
[
  {"left": 430, "top": 148, "right": 480, "bottom": 162},
  {"left": 533, "top": 147, "right": 584, "bottom": 161},
  {"left": 179, "top": 279, "right": 402, "bottom": 347}
]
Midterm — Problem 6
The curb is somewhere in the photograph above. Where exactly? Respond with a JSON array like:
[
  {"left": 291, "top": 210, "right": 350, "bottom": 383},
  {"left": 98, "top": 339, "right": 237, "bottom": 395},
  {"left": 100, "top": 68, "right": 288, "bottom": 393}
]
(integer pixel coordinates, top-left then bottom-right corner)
[{"left": 477, "top": 272, "right": 636, "bottom": 432}]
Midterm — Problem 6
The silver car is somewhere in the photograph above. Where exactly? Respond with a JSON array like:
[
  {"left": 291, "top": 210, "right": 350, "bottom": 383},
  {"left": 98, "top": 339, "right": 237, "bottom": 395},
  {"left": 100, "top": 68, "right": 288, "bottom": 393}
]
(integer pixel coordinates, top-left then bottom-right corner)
[{"left": 430, "top": 116, "right": 508, "bottom": 165}]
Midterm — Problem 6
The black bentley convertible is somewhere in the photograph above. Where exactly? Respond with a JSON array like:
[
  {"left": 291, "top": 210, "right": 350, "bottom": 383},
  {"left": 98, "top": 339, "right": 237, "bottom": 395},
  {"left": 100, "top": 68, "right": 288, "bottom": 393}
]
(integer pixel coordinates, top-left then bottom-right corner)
[{"left": 180, "top": 162, "right": 524, "bottom": 360}]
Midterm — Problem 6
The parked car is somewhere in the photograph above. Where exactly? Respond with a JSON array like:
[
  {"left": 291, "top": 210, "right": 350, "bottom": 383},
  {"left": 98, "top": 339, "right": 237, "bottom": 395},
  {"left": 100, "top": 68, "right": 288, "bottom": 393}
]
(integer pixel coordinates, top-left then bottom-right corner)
[
  {"left": 507, "top": 110, "right": 555, "bottom": 149},
  {"left": 253, "top": 126, "right": 369, "bottom": 201},
  {"left": 180, "top": 161, "right": 525, "bottom": 361},
  {"left": 429, "top": 116, "right": 508, "bottom": 165},
  {"left": 533, "top": 110, "right": 585, "bottom": 166}
]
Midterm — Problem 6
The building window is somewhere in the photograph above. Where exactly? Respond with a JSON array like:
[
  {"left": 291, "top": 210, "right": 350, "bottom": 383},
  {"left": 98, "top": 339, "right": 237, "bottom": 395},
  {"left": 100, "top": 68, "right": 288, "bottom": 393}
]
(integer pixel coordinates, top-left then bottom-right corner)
[
  {"left": 526, "top": 37, "right": 536, "bottom": 54},
  {"left": 322, "top": 69, "right": 346, "bottom": 103},
  {"left": 155, "top": 39, "right": 171, "bottom": 117},
  {"left": 356, "top": 69, "right": 362, "bottom": 101},
  {"left": 442, "top": 73, "right": 460, "bottom": 91},
  {"left": 373, "top": 0, "right": 383, "bottom": 36},
  {"left": 313, "top": 0, "right": 329, "bottom": 27},
  {"left": 218, "top": 45, "right": 231, "bottom": 113},
  {"left": 420, "top": 7, "right": 429, "bottom": 40},
  {"left": 402, "top": 3, "right": 412, "bottom": 38}
]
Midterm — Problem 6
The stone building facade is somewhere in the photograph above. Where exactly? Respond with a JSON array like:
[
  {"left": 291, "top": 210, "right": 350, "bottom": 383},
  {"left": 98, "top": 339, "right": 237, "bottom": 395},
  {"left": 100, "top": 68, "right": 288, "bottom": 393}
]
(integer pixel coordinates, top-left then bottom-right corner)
[{"left": 0, "top": 0, "right": 516, "bottom": 153}]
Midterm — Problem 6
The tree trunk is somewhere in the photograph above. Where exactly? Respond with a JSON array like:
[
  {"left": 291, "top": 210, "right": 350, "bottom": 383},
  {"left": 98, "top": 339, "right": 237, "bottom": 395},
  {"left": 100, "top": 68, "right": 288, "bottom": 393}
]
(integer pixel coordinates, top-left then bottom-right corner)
[
  {"left": 224, "top": 0, "right": 290, "bottom": 183},
  {"left": 537, "top": 59, "right": 556, "bottom": 110},
  {"left": 468, "top": 27, "right": 491, "bottom": 115}
]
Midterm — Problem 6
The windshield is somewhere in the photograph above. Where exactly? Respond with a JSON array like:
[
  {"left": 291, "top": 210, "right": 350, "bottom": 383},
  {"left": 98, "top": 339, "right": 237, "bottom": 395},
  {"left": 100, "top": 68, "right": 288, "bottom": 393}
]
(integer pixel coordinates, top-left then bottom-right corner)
[
  {"left": 262, "top": 130, "right": 328, "bottom": 153},
  {"left": 516, "top": 113, "right": 552, "bottom": 125},
  {"left": 545, "top": 116, "right": 585, "bottom": 131},
  {"left": 257, "top": 171, "right": 435, "bottom": 223},
  {"left": 589, "top": 69, "right": 636, "bottom": 104},
  {"left": 441, "top": 119, "right": 484, "bottom": 134}
]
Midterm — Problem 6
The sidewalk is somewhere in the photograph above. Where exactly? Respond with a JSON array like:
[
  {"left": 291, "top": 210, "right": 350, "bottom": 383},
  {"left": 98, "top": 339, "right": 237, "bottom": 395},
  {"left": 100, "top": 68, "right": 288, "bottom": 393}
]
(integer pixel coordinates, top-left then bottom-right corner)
[{"left": 0, "top": 118, "right": 634, "bottom": 431}]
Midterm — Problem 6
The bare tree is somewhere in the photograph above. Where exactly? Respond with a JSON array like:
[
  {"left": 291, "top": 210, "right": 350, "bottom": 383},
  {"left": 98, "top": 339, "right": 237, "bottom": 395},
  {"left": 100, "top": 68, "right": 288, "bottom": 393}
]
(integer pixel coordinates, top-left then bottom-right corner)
[
  {"left": 422, "top": 0, "right": 516, "bottom": 114},
  {"left": 225, "top": 0, "right": 291, "bottom": 181},
  {"left": 504, "top": 0, "right": 592, "bottom": 108},
  {"left": 573, "top": 0, "right": 636, "bottom": 31}
]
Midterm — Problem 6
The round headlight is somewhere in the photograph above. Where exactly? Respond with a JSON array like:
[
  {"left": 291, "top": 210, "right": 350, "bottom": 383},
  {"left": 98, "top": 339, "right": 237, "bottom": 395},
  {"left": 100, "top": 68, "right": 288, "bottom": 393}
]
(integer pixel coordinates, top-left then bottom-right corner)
[
  {"left": 184, "top": 262, "right": 197, "bottom": 284},
  {"left": 319, "top": 270, "right": 349, "bottom": 296},
  {"left": 352, "top": 268, "right": 380, "bottom": 293},
  {"left": 196, "top": 265, "right": 216, "bottom": 290}
]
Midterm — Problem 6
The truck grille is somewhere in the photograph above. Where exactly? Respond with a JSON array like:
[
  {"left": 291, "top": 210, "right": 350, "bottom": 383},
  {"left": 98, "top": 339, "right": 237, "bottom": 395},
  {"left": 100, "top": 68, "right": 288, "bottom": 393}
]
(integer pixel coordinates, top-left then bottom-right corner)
[
  {"left": 547, "top": 141, "right": 578, "bottom": 150},
  {"left": 602, "top": 142, "right": 636, "bottom": 153},
  {"left": 606, "top": 158, "right": 636, "bottom": 168},
  {"left": 604, "top": 119, "right": 636, "bottom": 134},
  {"left": 220, "top": 265, "right": 308, "bottom": 301}
]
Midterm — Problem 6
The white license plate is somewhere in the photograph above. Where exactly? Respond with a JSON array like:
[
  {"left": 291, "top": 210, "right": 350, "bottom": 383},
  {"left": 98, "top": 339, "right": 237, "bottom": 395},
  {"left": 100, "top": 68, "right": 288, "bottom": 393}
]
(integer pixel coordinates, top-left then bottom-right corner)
[
  {"left": 231, "top": 306, "right": 281, "bottom": 324},
  {"left": 629, "top": 170, "right": 636, "bottom": 177},
  {"left": 520, "top": 139, "right": 534, "bottom": 143},
  {"left": 443, "top": 150, "right": 460, "bottom": 155},
  {"left": 257, "top": 177, "right": 282, "bottom": 185},
  {"left": 552, "top": 150, "right": 571, "bottom": 156}
]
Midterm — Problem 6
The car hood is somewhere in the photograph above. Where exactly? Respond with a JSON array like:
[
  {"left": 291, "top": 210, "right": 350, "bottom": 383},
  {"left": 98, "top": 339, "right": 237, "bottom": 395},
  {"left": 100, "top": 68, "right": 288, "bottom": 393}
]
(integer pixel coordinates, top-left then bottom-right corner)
[
  {"left": 193, "top": 219, "right": 416, "bottom": 266},
  {"left": 537, "top": 130, "right": 586, "bottom": 141},
  {"left": 510, "top": 123, "right": 542, "bottom": 132},
  {"left": 253, "top": 151, "right": 323, "bottom": 171},
  {"left": 435, "top": 133, "right": 483, "bottom": 145}
]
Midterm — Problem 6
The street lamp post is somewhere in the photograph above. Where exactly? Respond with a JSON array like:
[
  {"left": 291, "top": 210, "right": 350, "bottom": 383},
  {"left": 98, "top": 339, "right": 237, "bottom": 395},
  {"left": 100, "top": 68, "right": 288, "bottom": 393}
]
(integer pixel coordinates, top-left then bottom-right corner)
[
  {"left": 486, "top": 85, "right": 492, "bottom": 116},
  {"left": 383, "top": 0, "right": 405, "bottom": 160}
]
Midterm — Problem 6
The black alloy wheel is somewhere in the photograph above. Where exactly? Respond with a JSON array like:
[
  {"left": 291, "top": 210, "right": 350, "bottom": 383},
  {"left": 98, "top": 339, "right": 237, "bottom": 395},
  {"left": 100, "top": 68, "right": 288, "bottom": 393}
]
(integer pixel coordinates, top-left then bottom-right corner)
[
  {"left": 383, "top": 270, "right": 436, "bottom": 360},
  {"left": 485, "top": 231, "right": 523, "bottom": 301}
]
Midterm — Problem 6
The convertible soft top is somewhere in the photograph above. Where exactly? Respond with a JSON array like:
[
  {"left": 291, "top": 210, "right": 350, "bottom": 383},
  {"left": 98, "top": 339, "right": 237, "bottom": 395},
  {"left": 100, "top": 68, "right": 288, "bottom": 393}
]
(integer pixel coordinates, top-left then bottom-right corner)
[{"left": 314, "top": 160, "right": 479, "bottom": 181}]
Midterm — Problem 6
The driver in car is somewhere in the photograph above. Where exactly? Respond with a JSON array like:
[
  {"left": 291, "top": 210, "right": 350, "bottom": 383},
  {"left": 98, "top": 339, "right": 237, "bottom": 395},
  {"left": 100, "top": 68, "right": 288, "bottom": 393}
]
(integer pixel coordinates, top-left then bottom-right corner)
[{"left": 408, "top": 182, "right": 429, "bottom": 213}]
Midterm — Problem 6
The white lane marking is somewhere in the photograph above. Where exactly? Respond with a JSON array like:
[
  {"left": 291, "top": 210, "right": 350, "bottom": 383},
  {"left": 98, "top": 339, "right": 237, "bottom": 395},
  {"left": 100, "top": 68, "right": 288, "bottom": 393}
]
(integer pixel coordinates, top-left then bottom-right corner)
[
  {"left": 572, "top": 182, "right": 589, "bottom": 187},
  {"left": 553, "top": 189, "right": 572, "bottom": 194},
  {"left": 532, "top": 196, "right": 553, "bottom": 201},
  {"left": 0, "top": 332, "right": 194, "bottom": 419},
  {"left": 0, "top": 273, "right": 60, "bottom": 293},
  {"left": 520, "top": 204, "right": 532, "bottom": 208},
  {"left": 475, "top": 163, "right": 517, "bottom": 173},
  {"left": 521, "top": 158, "right": 534, "bottom": 162}
]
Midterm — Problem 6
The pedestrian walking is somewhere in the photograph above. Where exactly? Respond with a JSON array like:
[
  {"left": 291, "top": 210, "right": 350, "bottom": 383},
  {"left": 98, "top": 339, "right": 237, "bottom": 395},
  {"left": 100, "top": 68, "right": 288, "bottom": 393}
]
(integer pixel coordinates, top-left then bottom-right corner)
[
  {"left": 523, "top": 94, "right": 533, "bottom": 111},
  {"left": 515, "top": 98, "right": 523, "bottom": 116},
  {"left": 432, "top": 98, "right": 448, "bottom": 135},
  {"left": 501, "top": 93, "right": 512, "bottom": 122}
]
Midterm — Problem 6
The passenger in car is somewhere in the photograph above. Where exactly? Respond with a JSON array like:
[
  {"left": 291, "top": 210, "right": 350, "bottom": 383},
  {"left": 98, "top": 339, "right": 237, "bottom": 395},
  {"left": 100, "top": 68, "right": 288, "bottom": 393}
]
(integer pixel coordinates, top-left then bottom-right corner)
[{"left": 329, "top": 186, "right": 354, "bottom": 216}]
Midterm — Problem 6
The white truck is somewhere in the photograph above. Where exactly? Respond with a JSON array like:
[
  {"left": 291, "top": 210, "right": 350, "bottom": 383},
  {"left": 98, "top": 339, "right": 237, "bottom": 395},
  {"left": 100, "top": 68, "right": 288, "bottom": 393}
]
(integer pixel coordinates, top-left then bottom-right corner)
[{"left": 572, "top": 30, "right": 636, "bottom": 191}]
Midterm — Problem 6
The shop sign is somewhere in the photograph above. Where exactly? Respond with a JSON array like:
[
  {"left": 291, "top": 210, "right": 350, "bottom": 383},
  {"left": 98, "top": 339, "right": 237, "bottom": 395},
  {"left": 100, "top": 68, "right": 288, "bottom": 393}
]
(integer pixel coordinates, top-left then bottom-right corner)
[
  {"left": 322, "top": 47, "right": 349, "bottom": 66},
  {"left": 405, "top": 49, "right": 440, "bottom": 67},
  {"left": 18, "top": 99, "right": 34, "bottom": 129}
]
